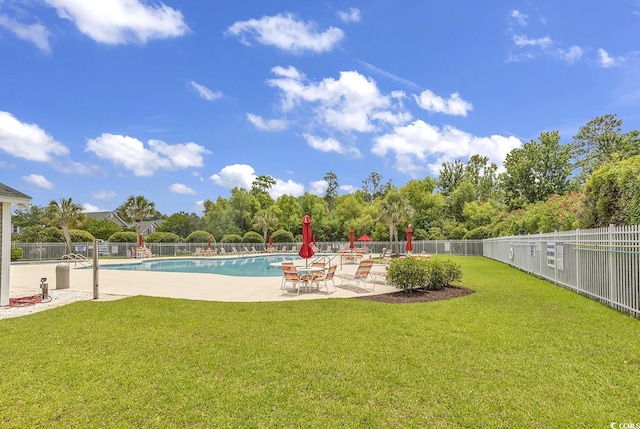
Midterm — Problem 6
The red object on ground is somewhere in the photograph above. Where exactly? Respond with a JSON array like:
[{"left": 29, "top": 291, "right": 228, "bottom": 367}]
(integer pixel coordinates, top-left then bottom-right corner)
[
  {"left": 405, "top": 226, "right": 414, "bottom": 253},
  {"left": 349, "top": 229, "right": 355, "bottom": 249},
  {"left": 298, "top": 215, "right": 315, "bottom": 260},
  {"left": 357, "top": 234, "right": 372, "bottom": 242}
]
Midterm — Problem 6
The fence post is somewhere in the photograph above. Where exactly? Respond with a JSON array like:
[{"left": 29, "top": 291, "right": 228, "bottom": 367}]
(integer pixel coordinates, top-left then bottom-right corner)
[
  {"left": 575, "top": 228, "right": 581, "bottom": 292},
  {"left": 608, "top": 224, "right": 616, "bottom": 306}
]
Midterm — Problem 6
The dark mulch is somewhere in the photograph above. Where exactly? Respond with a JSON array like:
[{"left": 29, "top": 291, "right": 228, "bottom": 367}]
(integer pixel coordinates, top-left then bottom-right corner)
[{"left": 356, "top": 286, "right": 474, "bottom": 303}]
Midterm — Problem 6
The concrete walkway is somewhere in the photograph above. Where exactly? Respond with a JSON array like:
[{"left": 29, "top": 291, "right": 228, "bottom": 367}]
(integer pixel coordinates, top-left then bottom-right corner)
[{"left": 8, "top": 256, "right": 394, "bottom": 303}]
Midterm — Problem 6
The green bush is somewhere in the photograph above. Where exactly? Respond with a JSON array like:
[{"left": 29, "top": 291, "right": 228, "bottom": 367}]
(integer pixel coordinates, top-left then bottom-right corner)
[
  {"left": 386, "top": 256, "right": 463, "bottom": 292},
  {"left": 463, "top": 226, "right": 491, "bottom": 240},
  {"left": 242, "top": 231, "right": 264, "bottom": 243},
  {"left": 221, "top": 233, "right": 243, "bottom": 243},
  {"left": 271, "top": 229, "right": 294, "bottom": 243},
  {"left": 426, "top": 258, "right": 463, "bottom": 291},
  {"left": 11, "top": 248, "right": 23, "bottom": 261},
  {"left": 107, "top": 231, "right": 138, "bottom": 243},
  {"left": 186, "top": 230, "right": 215, "bottom": 243},
  {"left": 145, "top": 232, "right": 181, "bottom": 243},
  {"left": 69, "top": 229, "right": 96, "bottom": 242},
  {"left": 386, "top": 257, "right": 430, "bottom": 291}
]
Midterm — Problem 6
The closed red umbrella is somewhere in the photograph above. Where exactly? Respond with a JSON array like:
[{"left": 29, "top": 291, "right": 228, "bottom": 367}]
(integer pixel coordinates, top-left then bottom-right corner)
[
  {"left": 207, "top": 236, "right": 212, "bottom": 249},
  {"left": 298, "top": 215, "right": 314, "bottom": 263},
  {"left": 138, "top": 233, "right": 143, "bottom": 247},
  {"left": 349, "top": 229, "right": 355, "bottom": 250},
  {"left": 269, "top": 236, "right": 273, "bottom": 246},
  {"left": 312, "top": 235, "right": 316, "bottom": 245},
  {"left": 405, "top": 226, "right": 413, "bottom": 254}
]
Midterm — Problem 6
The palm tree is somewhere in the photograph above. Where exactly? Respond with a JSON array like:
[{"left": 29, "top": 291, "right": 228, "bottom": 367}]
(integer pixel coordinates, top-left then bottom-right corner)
[
  {"left": 253, "top": 208, "right": 279, "bottom": 242},
  {"left": 45, "top": 198, "right": 85, "bottom": 254},
  {"left": 117, "top": 195, "right": 158, "bottom": 237},
  {"left": 378, "top": 190, "right": 412, "bottom": 255}
]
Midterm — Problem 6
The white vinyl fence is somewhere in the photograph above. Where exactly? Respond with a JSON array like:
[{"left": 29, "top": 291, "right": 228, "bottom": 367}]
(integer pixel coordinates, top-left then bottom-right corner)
[{"left": 483, "top": 225, "right": 640, "bottom": 317}]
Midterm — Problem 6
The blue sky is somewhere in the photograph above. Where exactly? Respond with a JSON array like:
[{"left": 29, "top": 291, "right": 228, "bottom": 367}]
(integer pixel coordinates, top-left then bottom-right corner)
[{"left": 1, "top": 0, "right": 639, "bottom": 215}]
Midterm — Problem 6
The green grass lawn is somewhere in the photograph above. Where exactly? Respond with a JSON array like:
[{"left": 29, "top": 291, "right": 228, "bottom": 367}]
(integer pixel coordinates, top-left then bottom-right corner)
[{"left": 1, "top": 256, "right": 639, "bottom": 428}]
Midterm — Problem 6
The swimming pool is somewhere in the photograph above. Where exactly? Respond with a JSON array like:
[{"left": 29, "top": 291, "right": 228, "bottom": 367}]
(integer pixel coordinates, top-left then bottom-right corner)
[{"left": 99, "top": 255, "right": 302, "bottom": 277}]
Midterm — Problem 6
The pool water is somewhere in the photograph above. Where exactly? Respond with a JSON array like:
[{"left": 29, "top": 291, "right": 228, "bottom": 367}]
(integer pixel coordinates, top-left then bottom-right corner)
[{"left": 100, "top": 255, "right": 302, "bottom": 277}]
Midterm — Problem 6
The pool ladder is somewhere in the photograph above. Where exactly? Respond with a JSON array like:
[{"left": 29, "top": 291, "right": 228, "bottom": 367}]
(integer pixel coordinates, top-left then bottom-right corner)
[{"left": 61, "top": 253, "right": 93, "bottom": 267}]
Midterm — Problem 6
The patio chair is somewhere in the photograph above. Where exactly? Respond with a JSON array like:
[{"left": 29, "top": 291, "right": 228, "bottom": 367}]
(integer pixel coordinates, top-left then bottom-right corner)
[
  {"left": 310, "top": 265, "right": 337, "bottom": 293},
  {"left": 382, "top": 249, "right": 392, "bottom": 264},
  {"left": 280, "top": 264, "right": 300, "bottom": 295},
  {"left": 193, "top": 247, "right": 204, "bottom": 256},
  {"left": 219, "top": 247, "right": 226, "bottom": 255},
  {"left": 337, "top": 259, "right": 375, "bottom": 291},
  {"left": 281, "top": 246, "right": 287, "bottom": 253}
]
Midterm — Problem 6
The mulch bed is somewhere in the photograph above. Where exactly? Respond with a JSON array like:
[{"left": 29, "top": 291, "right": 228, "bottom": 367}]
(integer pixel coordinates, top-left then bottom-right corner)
[{"left": 356, "top": 286, "right": 474, "bottom": 303}]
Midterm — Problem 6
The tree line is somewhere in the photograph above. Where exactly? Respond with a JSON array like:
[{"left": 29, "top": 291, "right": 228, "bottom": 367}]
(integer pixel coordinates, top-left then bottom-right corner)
[{"left": 12, "top": 114, "right": 640, "bottom": 252}]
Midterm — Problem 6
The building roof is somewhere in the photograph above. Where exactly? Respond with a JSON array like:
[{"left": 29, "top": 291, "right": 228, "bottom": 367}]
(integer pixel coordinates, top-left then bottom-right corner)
[{"left": 0, "top": 182, "right": 32, "bottom": 204}]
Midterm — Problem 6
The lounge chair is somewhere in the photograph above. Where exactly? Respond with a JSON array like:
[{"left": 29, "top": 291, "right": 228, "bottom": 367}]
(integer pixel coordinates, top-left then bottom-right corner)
[
  {"left": 243, "top": 246, "right": 251, "bottom": 254},
  {"left": 337, "top": 259, "right": 375, "bottom": 291},
  {"left": 250, "top": 246, "right": 259, "bottom": 253},
  {"left": 219, "top": 247, "right": 226, "bottom": 255},
  {"left": 231, "top": 247, "right": 240, "bottom": 254},
  {"left": 281, "top": 246, "right": 287, "bottom": 253},
  {"left": 382, "top": 249, "right": 392, "bottom": 264},
  {"left": 193, "top": 247, "right": 204, "bottom": 256}
]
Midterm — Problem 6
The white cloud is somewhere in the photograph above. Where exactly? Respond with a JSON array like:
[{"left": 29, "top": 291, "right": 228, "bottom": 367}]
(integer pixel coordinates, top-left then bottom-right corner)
[
  {"left": 210, "top": 164, "right": 256, "bottom": 190},
  {"left": 371, "top": 120, "right": 521, "bottom": 177},
  {"left": 337, "top": 8, "right": 360, "bottom": 23},
  {"left": 247, "top": 113, "right": 290, "bottom": 131},
  {"left": 0, "top": 111, "right": 68, "bottom": 161},
  {"left": 510, "top": 10, "right": 528, "bottom": 26},
  {"left": 270, "top": 179, "right": 305, "bottom": 198},
  {"left": 86, "top": 133, "right": 209, "bottom": 176},
  {"left": 22, "top": 174, "right": 54, "bottom": 189},
  {"left": 272, "top": 65, "right": 306, "bottom": 80},
  {"left": 269, "top": 69, "right": 402, "bottom": 133},
  {"left": 226, "top": 13, "right": 344, "bottom": 54},
  {"left": 513, "top": 34, "right": 552, "bottom": 48},
  {"left": 309, "top": 179, "right": 327, "bottom": 196},
  {"left": 82, "top": 203, "right": 102, "bottom": 212},
  {"left": 303, "top": 133, "right": 361, "bottom": 157},
  {"left": 210, "top": 164, "right": 304, "bottom": 198},
  {"left": 44, "top": 0, "right": 189, "bottom": 45},
  {"left": 169, "top": 183, "right": 196, "bottom": 195},
  {"left": 0, "top": 15, "right": 51, "bottom": 52},
  {"left": 598, "top": 48, "right": 624, "bottom": 68},
  {"left": 189, "top": 81, "right": 222, "bottom": 101},
  {"left": 339, "top": 184, "right": 357, "bottom": 193},
  {"left": 92, "top": 190, "right": 116, "bottom": 199},
  {"left": 413, "top": 90, "right": 473, "bottom": 117},
  {"left": 559, "top": 45, "right": 583, "bottom": 64}
]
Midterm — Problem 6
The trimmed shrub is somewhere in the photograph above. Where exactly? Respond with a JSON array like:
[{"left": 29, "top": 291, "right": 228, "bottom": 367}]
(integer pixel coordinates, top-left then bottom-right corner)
[
  {"left": 271, "top": 229, "right": 294, "bottom": 243},
  {"left": 386, "top": 257, "right": 430, "bottom": 292},
  {"left": 186, "top": 230, "right": 214, "bottom": 243},
  {"left": 242, "top": 231, "right": 264, "bottom": 244},
  {"left": 11, "top": 248, "right": 23, "bottom": 261},
  {"left": 69, "top": 229, "right": 96, "bottom": 242},
  {"left": 221, "top": 233, "right": 243, "bottom": 243},
  {"left": 426, "top": 258, "right": 463, "bottom": 291},
  {"left": 108, "top": 231, "right": 138, "bottom": 243},
  {"left": 145, "top": 232, "right": 181, "bottom": 243}
]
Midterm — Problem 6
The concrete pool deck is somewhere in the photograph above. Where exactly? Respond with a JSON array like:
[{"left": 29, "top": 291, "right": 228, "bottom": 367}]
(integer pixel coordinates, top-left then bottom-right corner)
[{"left": 8, "top": 255, "right": 396, "bottom": 303}]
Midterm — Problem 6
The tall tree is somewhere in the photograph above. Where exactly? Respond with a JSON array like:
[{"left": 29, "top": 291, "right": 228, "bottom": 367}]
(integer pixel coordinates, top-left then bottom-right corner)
[
  {"left": 378, "top": 190, "right": 412, "bottom": 254},
  {"left": 323, "top": 171, "right": 339, "bottom": 211},
  {"left": 117, "top": 195, "right": 159, "bottom": 236},
  {"left": 437, "top": 159, "right": 465, "bottom": 196},
  {"left": 250, "top": 175, "right": 276, "bottom": 210},
  {"left": 500, "top": 131, "right": 572, "bottom": 210},
  {"left": 362, "top": 172, "right": 390, "bottom": 202},
  {"left": 45, "top": 198, "right": 85, "bottom": 254},
  {"left": 253, "top": 208, "right": 279, "bottom": 241},
  {"left": 157, "top": 212, "right": 203, "bottom": 238}
]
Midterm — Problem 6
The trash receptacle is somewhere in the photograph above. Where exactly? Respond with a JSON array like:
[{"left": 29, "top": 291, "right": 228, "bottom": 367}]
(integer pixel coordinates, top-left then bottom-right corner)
[{"left": 56, "top": 263, "right": 70, "bottom": 289}]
